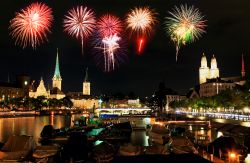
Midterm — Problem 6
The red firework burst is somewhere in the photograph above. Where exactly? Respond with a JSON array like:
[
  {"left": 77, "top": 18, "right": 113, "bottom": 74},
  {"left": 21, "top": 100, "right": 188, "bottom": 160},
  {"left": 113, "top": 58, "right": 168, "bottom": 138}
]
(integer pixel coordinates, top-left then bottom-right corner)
[
  {"left": 96, "top": 14, "right": 122, "bottom": 38},
  {"left": 9, "top": 2, "right": 53, "bottom": 49},
  {"left": 64, "top": 6, "right": 96, "bottom": 53}
]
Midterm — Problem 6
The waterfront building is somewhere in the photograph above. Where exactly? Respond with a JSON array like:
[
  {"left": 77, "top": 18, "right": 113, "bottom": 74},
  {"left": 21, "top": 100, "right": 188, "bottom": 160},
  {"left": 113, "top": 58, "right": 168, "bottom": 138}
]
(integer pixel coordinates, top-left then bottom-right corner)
[
  {"left": 0, "top": 74, "right": 30, "bottom": 100},
  {"left": 199, "top": 78, "right": 235, "bottom": 97},
  {"left": 106, "top": 99, "right": 142, "bottom": 108},
  {"left": 189, "top": 54, "right": 246, "bottom": 97},
  {"left": 68, "top": 68, "right": 99, "bottom": 109},
  {"left": 165, "top": 94, "right": 186, "bottom": 111},
  {"left": 68, "top": 93, "right": 99, "bottom": 110},
  {"left": 29, "top": 78, "right": 49, "bottom": 98}
]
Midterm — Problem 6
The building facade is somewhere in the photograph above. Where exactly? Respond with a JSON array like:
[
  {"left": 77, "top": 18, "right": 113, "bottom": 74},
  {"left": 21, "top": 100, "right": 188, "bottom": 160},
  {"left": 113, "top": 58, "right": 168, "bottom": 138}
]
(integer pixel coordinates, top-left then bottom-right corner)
[
  {"left": 166, "top": 95, "right": 186, "bottom": 111},
  {"left": 0, "top": 75, "right": 31, "bottom": 100},
  {"left": 199, "top": 79, "right": 235, "bottom": 97},
  {"left": 29, "top": 78, "right": 49, "bottom": 98}
]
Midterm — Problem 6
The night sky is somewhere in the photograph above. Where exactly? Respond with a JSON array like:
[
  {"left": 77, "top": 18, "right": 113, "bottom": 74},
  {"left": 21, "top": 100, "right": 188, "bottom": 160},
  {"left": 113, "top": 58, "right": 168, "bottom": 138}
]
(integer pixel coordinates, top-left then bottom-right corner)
[{"left": 0, "top": 0, "right": 250, "bottom": 97}]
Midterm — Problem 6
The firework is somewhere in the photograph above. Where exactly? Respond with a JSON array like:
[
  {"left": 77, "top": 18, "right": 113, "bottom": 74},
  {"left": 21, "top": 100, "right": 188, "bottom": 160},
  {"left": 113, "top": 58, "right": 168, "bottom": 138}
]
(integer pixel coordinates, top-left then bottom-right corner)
[
  {"left": 102, "top": 34, "right": 121, "bottom": 72},
  {"left": 64, "top": 6, "right": 96, "bottom": 54},
  {"left": 94, "top": 14, "right": 123, "bottom": 72},
  {"left": 126, "top": 7, "right": 157, "bottom": 54},
  {"left": 9, "top": 2, "right": 53, "bottom": 49},
  {"left": 96, "top": 14, "right": 122, "bottom": 38},
  {"left": 165, "top": 5, "right": 206, "bottom": 61}
]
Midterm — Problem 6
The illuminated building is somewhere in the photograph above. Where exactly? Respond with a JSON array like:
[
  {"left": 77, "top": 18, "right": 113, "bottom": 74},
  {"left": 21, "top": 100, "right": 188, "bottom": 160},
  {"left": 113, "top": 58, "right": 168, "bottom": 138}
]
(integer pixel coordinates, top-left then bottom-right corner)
[
  {"left": 192, "top": 54, "right": 246, "bottom": 97},
  {"left": 29, "top": 78, "right": 49, "bottom": 98},
  {"left": 0, "top": 74, "right": 30, "bottom": 100},
  {"left": 199, "top": 53, "right": 219, "bottom": 84},
  {"left": 68, "top": 69, "right": 98, "bottom": 109},
  {"left": 29, "top": 49, "right": 65, "bottom": 99},
  {"left": 83, "top": 68, "right": 90, "bottom": 95},
  {"left": 199, "top": 78, "right": 235, "bottom": 97}
]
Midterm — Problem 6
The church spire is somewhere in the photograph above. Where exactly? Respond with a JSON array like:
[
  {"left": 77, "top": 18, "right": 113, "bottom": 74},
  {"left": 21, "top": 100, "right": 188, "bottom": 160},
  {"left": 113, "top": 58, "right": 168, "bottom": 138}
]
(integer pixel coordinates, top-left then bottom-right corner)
[
  {"left": 52, "top": 48, "right": 62, "bottom": 91},
  {"left": 53, "top": 48, "right": 61, "bottom": 79},
  {"left": 83, "top": 67, "right": 90, "bottom": 95},
  {"left": 84, "top": 67, "right": 89, "bottom": 82},
  {"left": 241, "top": 54, "right": 245, "bottom": 77}
]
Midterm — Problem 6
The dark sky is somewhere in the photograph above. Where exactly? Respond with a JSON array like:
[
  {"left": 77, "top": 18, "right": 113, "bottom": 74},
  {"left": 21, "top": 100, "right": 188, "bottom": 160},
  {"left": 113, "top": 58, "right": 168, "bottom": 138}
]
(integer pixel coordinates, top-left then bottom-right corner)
[{"left": 0, "top": 0, "right": 250, "bottom": 97}]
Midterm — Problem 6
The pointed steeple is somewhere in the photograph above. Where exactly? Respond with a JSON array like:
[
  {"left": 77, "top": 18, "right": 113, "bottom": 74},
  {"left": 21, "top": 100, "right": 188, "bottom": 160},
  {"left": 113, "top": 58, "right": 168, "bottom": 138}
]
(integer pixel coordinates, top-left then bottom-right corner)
[
  {"left": 211, "top": 54, "right": 218, "bottom": 69},
  {"left": 52, "top": 49, "right": 62, "bottom": 91},
  {"left": 53, "top": 48, "right": 61, "bottom": 80},
  {"left": 84, "top": 67, "right": 89, "bottom": 82},
  {"left": 241, "top": 54, "right": 245, "bottom": 77},
  {"left": 83, "top": 67, "right": 90, "bottom": 95},
  {"left": 201, "top": 53, "right": 207, "bottom": 68}
]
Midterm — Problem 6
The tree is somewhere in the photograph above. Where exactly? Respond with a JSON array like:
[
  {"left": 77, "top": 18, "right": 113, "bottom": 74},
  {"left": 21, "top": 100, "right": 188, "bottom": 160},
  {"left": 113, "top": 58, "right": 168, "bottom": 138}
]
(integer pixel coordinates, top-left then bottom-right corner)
[{"left": 61, "top": 96, "right": 73, "bottom": 108}]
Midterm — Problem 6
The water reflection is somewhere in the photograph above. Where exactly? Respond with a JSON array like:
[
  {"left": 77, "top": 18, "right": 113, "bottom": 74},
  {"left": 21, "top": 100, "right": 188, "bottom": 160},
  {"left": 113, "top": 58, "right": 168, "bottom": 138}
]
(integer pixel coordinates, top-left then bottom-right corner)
[
  {"left": 241, "top": 122, "right": 250, "bottom": 127},
  {"left": 0, "top": 115, "right": 75, "bottom": 143}
]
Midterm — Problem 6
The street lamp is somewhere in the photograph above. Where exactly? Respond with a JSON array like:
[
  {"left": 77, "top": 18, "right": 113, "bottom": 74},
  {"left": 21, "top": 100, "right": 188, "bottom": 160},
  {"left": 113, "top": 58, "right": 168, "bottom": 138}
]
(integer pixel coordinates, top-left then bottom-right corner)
[{"left": 213, "top": 82, "right": 222, "bottom": 95}]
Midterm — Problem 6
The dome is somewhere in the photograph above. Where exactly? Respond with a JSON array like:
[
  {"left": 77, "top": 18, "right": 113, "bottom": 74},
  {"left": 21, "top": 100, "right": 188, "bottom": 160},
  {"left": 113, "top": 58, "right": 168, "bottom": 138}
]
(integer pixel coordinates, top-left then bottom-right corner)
[
  {"left": 211, "top": 55, "right": 217, "bottom": 69},
  {"left": 201, "top": 53, "right": 207, "bottom": 68}
]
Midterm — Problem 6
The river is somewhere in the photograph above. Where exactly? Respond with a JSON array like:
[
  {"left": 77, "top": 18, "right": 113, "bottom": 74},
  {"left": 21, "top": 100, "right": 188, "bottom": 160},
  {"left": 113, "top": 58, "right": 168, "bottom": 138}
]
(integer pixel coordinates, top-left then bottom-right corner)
[
  {"left": 0, "top": 114, "right": 149, "bottom": 146},
  {"left": 0, "top": 114, "right": 250, "bottom": 162}
]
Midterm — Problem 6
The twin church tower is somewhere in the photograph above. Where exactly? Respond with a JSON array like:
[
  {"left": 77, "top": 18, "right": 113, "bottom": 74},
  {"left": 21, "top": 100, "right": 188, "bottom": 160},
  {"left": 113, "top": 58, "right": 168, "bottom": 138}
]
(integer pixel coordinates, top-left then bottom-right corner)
[
  {"left": 199, "top": 54, "right": 220, "bottom": 84},
  {"left": 199, "top": 53, "right": 246, "bottom": 84}
]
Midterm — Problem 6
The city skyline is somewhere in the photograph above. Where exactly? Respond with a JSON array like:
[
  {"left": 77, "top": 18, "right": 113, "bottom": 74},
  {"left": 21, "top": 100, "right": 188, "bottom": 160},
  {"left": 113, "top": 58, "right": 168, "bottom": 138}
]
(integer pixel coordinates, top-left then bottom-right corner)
[{"left": 0, "top": 0, "right": 249, "bottom": 96}]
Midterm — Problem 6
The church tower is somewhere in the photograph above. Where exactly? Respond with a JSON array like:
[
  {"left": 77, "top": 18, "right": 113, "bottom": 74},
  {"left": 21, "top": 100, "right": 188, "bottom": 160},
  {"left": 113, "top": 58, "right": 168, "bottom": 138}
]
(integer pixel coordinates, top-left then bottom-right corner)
[
  {"left": 199, "top": 53, "right": 210, "bottom": 84},
  {"left": 210, "top": 55, "right": 220, "bottom": 79},
  {"left": 241, "top": 54, "right": 246, "bottom": 78},
  {"left": 83, "top": 68, "right": 90, "bottom": 95},
  {"left": 52, "top": 49, "right": 62, "bottom": 90}
]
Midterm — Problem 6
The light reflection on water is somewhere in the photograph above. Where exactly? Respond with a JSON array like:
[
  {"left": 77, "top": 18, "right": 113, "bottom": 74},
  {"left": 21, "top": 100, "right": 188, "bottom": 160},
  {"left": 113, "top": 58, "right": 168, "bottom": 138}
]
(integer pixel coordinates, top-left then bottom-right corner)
[
  {"left": 0, "top": 115, "right": 74, "bottom": 143},
  {"left": 241, "top": 122, "right": 250, "bottom": 127},
  {"left": 1, "top": 115, "right": 250, "bottom": 161},
  {"left": 0, "top": 115, "right": 149, "bottom": 146}
]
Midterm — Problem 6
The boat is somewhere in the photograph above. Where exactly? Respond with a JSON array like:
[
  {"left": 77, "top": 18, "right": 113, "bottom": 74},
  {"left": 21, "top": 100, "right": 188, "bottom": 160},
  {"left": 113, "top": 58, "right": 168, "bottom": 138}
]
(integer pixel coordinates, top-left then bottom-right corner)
[
  {"left": 0, "top": 135, "right": 36, "bottom": 161},
  {"left": 148, "top": 124, "right": 171, "bottom": 145},
  {"left": 119, "top": 144, "right": 142, "bottom": 156},
  {"left": 98, "top": 122, "right": 132, "bottom": 142},
  {"left": 166, "top": 136, "right": 198, "bottom": 154}
]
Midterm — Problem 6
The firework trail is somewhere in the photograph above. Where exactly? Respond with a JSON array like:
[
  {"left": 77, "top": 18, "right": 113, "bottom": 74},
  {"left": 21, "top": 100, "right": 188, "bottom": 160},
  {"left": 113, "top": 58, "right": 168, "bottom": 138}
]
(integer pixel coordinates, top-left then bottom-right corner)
[
  {"left": 64, "top": 6, "right": 96, "bottom": 54},
  {"left": 126, "top": 7, "right": 157, "bottom": 54},
  {"left": 94, "top": 14, "right": 123, "bottom": 72},
  {"left": 165, "top": 5, "right": 206, "bottom": 61},
  {"left": 9, "top": 2, "right": 53, "bottom": 49},
  {"left": 102, "top": 34, "right": 121, "bottom": 71}
]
